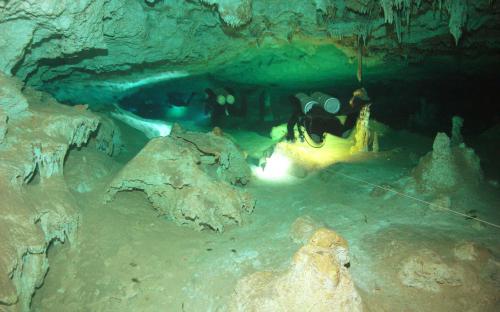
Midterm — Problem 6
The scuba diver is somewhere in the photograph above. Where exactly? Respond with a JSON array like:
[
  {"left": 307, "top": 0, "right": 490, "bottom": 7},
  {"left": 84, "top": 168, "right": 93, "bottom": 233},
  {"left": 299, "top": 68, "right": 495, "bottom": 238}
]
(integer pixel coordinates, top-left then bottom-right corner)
[
  {"left": 286, "top": 88, "right": 371, "bottom": 146},
  {"left": 203, "top": 87, "right": 236, "bottom": 125}
]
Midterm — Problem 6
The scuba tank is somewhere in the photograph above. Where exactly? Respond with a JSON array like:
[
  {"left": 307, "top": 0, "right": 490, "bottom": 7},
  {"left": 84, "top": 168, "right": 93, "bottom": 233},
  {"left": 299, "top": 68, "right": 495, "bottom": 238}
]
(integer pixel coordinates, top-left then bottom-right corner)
[{"left": 310, "top": 92, "right": 341, "bottom": 114}]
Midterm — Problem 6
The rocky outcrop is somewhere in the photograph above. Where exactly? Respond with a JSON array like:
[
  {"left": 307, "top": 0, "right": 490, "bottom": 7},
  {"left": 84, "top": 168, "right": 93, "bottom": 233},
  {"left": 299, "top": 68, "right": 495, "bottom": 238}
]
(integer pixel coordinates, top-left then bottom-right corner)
[
  {"left": 0, "top": 73, "right": 113, "bottom": 312},
  {"left": 229, "top": 228, "right": 362, "bottom": 312},
  {"left": 105, "top": 125, "right": 254, "bottom": 232}
]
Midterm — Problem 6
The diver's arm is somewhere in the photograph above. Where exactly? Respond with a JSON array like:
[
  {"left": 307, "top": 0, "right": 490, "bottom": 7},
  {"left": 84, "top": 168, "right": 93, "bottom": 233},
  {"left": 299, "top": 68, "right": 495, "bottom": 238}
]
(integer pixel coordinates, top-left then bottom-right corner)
[
  {"left": 287, "top": 110, "right": 300, "bottom": 141},
  {"left": 286, "top": 95, "right": 303, "bottom": 141}
]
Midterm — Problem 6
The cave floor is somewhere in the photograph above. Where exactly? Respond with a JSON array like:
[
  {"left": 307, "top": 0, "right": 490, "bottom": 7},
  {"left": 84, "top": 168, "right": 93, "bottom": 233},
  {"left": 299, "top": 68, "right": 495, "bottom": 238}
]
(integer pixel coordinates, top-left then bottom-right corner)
[{"left": 31, "top": 124, "right": 500, "bottom": 312}]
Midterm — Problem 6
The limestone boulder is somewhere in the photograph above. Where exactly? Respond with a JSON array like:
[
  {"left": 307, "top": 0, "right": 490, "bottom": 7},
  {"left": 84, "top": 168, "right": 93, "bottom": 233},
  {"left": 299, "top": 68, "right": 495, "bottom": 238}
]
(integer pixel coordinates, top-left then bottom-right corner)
[
  {"left": 172, "top": 126, "right": 251, "bottom": 186},
  {"left": 105, "top": 127, "right": 254, "bottom": 232},
  {"left": 229, "top": 228, "right": 362, "bottom": 312}
]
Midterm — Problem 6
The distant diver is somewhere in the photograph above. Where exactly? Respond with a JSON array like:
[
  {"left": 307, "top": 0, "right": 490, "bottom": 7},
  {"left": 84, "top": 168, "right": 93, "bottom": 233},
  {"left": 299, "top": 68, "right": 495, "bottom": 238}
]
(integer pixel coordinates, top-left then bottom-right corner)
[
  {"left": 203, "top": 87, "right": 236, "bottom": 125},
  {"left": 286, "top": 88, "right": 371, "bottom": 146},
  {"left": 110, "top": 104, "right": 172, "bottom": 139}
]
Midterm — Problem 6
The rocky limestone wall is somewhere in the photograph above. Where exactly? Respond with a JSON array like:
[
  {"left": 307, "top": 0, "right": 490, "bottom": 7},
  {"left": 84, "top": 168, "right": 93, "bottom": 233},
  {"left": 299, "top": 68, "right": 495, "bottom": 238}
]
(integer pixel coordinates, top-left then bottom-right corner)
[
  {"left": 0, "top": 0, "right": 498, "bottom": 105},
  {"left": 0, "top": 72, "right": 116, "bottom": 312}
]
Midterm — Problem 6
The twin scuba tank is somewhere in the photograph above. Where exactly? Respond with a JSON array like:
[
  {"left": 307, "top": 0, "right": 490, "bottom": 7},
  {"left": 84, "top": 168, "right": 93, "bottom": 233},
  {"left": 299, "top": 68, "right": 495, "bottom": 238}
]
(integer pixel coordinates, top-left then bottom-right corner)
[{"left": 294, "top": 92, "right": 341, "bottom": 115}]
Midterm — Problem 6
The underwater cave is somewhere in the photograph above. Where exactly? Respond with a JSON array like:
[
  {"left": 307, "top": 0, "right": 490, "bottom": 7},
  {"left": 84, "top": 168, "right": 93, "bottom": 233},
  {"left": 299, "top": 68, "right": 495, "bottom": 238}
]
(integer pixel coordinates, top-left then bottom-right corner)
[{"left": 0, "top": 0, "right": 499, "bottom": 311}]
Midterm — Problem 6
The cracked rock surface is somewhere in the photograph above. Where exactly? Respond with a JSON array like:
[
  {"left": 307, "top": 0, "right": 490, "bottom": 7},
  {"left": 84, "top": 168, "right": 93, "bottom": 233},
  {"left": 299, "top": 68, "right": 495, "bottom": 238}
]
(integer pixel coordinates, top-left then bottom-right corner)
[{"left": 105, "top": 125, "right": 254, "bottom": 232}]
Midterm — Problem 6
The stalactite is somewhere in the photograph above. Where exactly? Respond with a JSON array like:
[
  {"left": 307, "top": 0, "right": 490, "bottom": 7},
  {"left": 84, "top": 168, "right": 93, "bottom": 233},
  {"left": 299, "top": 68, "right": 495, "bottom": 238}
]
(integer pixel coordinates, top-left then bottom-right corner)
[
  {"left": 446, "top": 0, "right": 468, "bottom": 45},
  {"left": 380, "top": 0, "right": 395, "bottom": 23},
  {"left": 357, "top": 37, "right": 363, "bottom": 83},
  {"left": 395, "top": 12, "right": 403, "bottom": 42},
  {"left": 378, "top": 0, "right": 468, "bottom": 45}
]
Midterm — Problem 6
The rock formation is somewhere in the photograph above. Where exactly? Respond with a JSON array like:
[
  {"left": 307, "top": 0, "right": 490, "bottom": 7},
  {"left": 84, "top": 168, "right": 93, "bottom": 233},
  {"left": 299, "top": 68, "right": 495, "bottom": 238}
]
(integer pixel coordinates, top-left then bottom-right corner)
[
  {"left": 350, "top": 105, "right": 371, "bottom": 153},
  {"left": 412, "top": 132, "right": 483, "bottom": 194},
  {"left": 0, "top": 1, "right": 498, "bottom": 104},
  {"left": 399, "top": 242, "right": 499, "bottom": 297},
  {"left": 451, "top": 115, "right": 464, "bottom": 146},
  {"left": 105, "top": 125, "right": 254, "bottom": 232},
  {"left": 0, "top": 72, "right": 118, "bottom": 312},
  {"left": 229, "top": 228, "right": 362, "bottom": 312},
  {"left": 399, "top": 248, "right": 465, "bottom": 292}
]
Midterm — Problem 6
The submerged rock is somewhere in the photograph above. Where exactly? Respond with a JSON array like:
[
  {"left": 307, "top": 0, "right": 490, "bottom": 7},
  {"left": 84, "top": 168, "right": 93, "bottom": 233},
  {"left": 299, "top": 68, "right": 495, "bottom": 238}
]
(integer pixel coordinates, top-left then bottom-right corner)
[
  {"left": 105, "top": 126, "right": 254, "bottom": 232},
  {"left": 399, "top": 248, "right": 465, "bottom": 292},
  {"left": 229, "top": 228, "right": 362, "bottom": 312},
  {"left": 412, "top": 132, "right": 483, "bottom": 194}
]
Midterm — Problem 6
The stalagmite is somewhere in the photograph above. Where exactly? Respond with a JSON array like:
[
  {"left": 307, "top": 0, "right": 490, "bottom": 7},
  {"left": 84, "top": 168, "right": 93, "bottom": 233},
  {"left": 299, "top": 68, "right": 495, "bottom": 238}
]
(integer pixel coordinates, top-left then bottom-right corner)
[
  {"left": 351, "top": 105, "right": 371, "bottom": 153},
  {"left": 451, "top": 115, "right": 464, "bottom": 146}
]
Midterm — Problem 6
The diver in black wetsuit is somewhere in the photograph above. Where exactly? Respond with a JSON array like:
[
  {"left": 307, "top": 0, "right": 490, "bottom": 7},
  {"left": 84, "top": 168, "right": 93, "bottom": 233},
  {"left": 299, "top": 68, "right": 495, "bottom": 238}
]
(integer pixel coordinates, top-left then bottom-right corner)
[
  {"left": 203, "top": 87, "right": 239, "bottom": 126},
  {"left": 286, "top": 88, "right": 371, "bottom": 144}
]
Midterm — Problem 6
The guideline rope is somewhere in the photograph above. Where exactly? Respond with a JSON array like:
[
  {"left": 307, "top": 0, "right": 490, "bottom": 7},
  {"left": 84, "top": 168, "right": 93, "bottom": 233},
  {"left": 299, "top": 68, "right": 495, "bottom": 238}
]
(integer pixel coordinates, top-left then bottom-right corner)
[{"left": 330, "top": 170, "right": 500, "bottom": 230}]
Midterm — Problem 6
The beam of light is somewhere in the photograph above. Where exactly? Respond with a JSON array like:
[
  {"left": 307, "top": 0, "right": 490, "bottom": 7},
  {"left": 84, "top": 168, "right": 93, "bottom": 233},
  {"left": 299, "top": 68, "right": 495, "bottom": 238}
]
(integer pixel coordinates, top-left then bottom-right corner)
[
  {"left": 278, "top": 130, "right": 355, "bottom": 169},
  {"left": 252, "top": 150, "right": 293, "bottom": 182},
  {"left": 111, "top": 109, "right": 172, "bottom": 139},
  {"left": 99, "top": 71, "right": 190, "bottom": 91},
  {"left": 155, "top": 122, "right": 173, "bottom": 137},
  {"left": 165, "top": 106, "right": 188, "bottom": 119}
]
